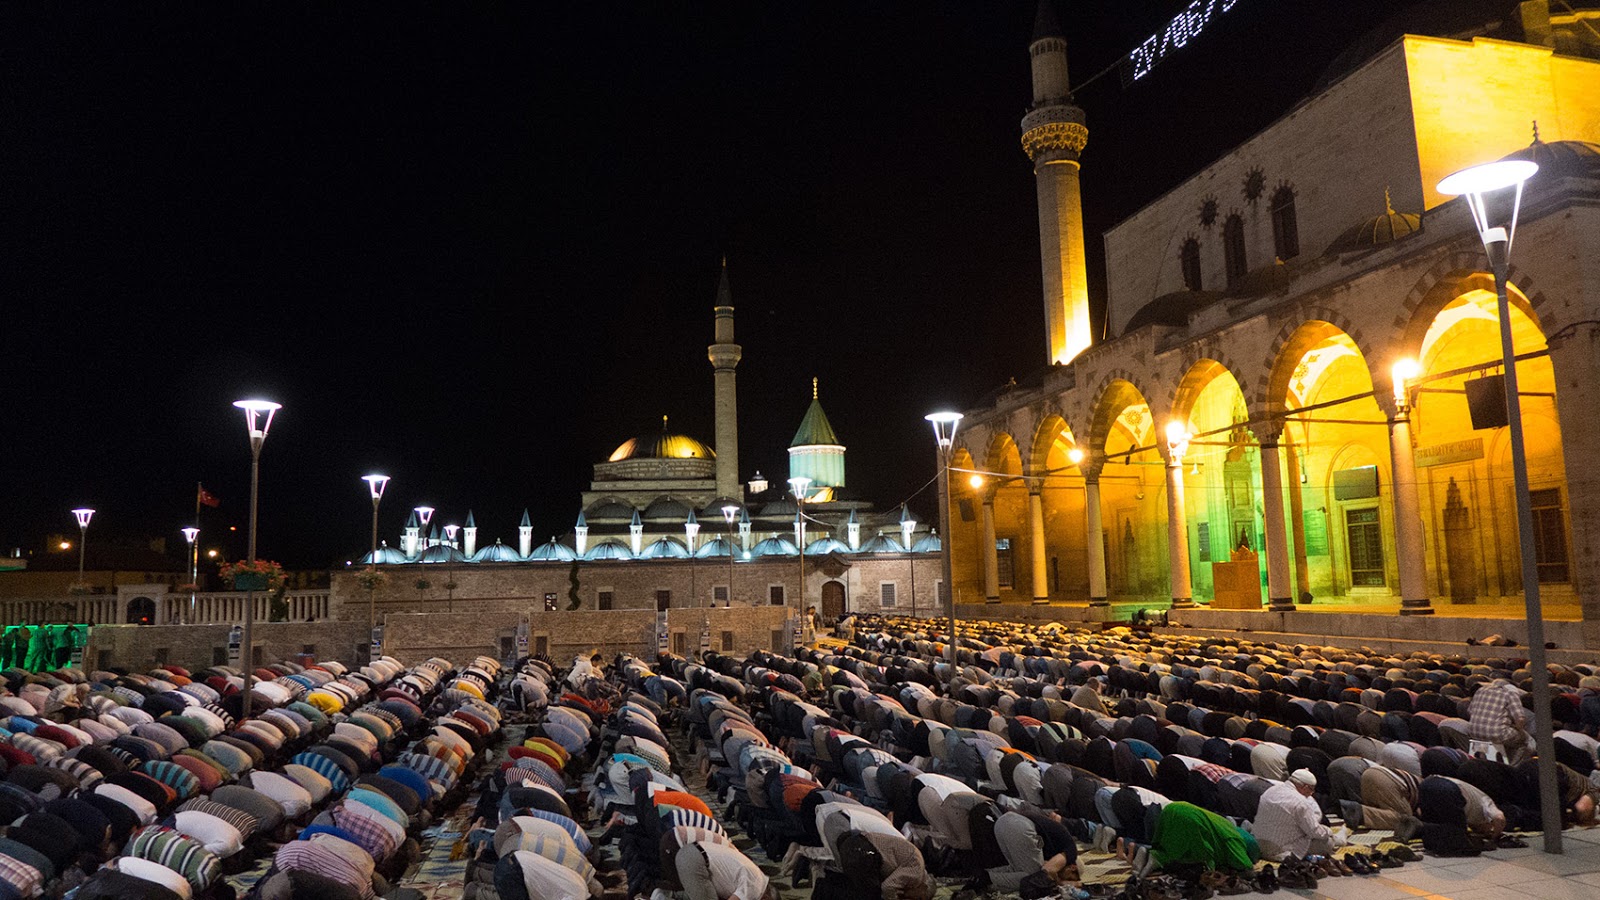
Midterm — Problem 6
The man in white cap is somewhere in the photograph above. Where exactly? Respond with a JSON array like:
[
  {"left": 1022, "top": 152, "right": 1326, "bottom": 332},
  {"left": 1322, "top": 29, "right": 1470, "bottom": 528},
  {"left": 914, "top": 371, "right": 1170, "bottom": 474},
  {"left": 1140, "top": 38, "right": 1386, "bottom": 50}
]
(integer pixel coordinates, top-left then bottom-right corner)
[{"left": 1251, "top": 769, "right": 1341, "bottom": 861}]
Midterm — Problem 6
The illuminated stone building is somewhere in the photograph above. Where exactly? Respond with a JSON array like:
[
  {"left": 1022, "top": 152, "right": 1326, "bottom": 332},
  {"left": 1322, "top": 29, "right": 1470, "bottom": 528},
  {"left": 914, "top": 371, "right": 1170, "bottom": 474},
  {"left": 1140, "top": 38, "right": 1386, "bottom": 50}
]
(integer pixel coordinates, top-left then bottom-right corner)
[{"left": 945, "top": 2, "right": 1600, "bottom": 640}]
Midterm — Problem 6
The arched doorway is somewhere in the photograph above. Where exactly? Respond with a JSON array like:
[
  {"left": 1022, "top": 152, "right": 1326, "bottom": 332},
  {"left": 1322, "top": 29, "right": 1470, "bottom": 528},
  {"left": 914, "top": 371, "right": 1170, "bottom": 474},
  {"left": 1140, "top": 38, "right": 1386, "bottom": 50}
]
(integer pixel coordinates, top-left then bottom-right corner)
[
  {"left": 1172, "top": 361, "right": 1260, "bottom": 605},
  {"left": 1089, "top": 379, "right": 1164, "bottom": 602},
  {"left": 126, "top": 597, "right": 155, "bottom": 625},
  {"left": 821, "top": 581, "right": 845, "bottom": 620}
]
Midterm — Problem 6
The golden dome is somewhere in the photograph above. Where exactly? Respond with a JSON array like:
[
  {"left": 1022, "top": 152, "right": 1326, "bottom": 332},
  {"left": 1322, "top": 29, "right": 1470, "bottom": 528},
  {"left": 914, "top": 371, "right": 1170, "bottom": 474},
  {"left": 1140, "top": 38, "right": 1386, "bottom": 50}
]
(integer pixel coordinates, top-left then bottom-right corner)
[{"left": 608, "top": 421, "right": 716, "bottom": 462}]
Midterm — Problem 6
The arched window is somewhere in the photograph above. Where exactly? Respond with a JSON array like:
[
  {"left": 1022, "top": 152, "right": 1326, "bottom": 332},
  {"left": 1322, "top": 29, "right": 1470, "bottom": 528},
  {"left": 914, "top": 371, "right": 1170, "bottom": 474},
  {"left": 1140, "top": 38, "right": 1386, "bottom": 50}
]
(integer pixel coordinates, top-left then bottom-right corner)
[
  {"left": 1180, "top": 238, "right": 1202, "bottom": 291},
  {"left": 1270, "top": 185, "right": 1299, "bottom": 260},
  {"left": 1223, "top": 214, "right": 1247, "bottom": 288}
]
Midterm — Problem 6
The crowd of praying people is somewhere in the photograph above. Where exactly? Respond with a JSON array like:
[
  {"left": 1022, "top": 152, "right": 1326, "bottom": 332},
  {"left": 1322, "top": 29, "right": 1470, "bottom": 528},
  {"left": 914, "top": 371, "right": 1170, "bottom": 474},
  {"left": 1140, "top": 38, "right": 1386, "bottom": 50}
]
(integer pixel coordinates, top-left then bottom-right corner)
[
  {"left": 0, "top": 649, "right": 502, "bottom": 900},
  {"left": 12, "top": 607, "right": 1600, "bottom": 900}
]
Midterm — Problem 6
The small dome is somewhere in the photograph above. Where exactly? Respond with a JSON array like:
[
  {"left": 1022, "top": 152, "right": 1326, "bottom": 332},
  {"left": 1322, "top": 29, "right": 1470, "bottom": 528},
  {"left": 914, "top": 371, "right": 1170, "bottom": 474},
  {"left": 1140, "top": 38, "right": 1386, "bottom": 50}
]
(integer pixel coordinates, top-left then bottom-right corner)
[
  {"left": 804, "top": 537, "right": 851, "bottom": 556},
  {"left": 1500, "top": 135, "right": 1600, "bottom": 181},
  {"left": 528, "top": 539, "right": 578, "bottom": 561},
  {"left": 468, "top": 540, "right": 522, "bottom": 563},
  {"left": 911, "top": 533, "right": 943, "bottom": 553},
  {"left": 760, "top": 498, "right": 798, "bottom": 518},
  {"left": 695, "top": 537, "right": 738, "bottom": 559},
  {"left": 361, "top": 546, "right": 408, "bottom": 565},
  {"left": 1325, "top": 190, "right": 1420, "bottom": 255},
  {"left": 1123, "top": 290, "right": 1223, "bottom": 333},
  {"left": 643, "top": 497, "right": 694, "bottom": 520},
  {"left": 640, "top": 538, "right": 690, "bottom": 559},
  {"left": 609, "top": 432, "right": 716, "bottom": 462},
  {"left": 858, "top": 534, "right": 906, "bottom": 554},
  {"left": 751, "top": 537, "right": 799, "bottom": 557},
  {"left": 418, "top": 544, "right": 467, "bottom": 563},
  {"left": 583, "top": 540, "right": 633, "bottom": 561},
  {"left": 586, "top": 500, "right": 637, "bottom": 520}
]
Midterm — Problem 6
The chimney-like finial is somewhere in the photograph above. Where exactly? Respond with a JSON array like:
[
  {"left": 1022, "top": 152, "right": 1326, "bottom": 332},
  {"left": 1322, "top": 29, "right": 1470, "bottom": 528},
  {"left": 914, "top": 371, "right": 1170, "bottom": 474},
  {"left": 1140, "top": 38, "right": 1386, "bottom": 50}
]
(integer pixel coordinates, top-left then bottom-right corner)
[
  {"left": 1384, "top": 186, "right": 1394, "bottom": 216},
  {"left": 662, "top": 414, "right": 669, "bottom": 431},
  {"left": 812, "top": 377, "right": 818, "bottom": 400},
  {"left": 1532, "top": 119, "right": 1541, "bottom": 143}
]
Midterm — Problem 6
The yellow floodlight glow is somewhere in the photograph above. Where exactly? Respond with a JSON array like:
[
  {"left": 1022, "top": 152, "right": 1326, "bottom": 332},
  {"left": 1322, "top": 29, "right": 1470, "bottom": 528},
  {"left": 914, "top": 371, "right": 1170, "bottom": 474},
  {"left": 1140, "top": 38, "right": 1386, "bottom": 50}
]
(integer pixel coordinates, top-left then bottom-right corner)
[
  {"left": 967, "top": 474, "right": 985, "bottom": 490},
  {"left": 1392, "top": 358, "right": 1422, "bottom": 402},
  {"left": 1067, "top": 448, "right": 1085, "bottom": 465}
]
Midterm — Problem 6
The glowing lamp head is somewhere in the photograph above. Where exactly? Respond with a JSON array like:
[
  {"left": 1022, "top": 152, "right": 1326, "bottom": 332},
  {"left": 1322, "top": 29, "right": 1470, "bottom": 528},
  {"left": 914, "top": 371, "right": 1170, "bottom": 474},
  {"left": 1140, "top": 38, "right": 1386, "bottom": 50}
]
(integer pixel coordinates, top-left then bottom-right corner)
[
  {"left": 72, "top": 508, "right": 95, "bottom": 529},
  {"left": 1437, "top": 160, "right": 1539, "bottom": 258},
  {"left": 1067, "top": 447, "right": 1085, "bottom": 465},
  {"left": 59, "top": 541, "right": 71, "bottom": 551},
  {"left": 967, "top": 474, "right": 985, "bottom": 490},
  {"left": 182, "top": 527, "right": 199, "bottom": 544},
  {"left": 1392, "top": 359, "right": 1422, "bottom": 402},
  {"left": 788, "top": 476, "right": 812, "bottom": 502},
  {"left": 232, "top": 399, "right": 282, "bottom": 441},
  {"left": 414, "top": 506, "right": 435, "bottom": 527},
  {"left": 721, "top": 504, "right": 740, "bottom": 524},
  {"left": 362, "top": 474, "right": 390, "bottom": 501},
  {"left": 444, "top": 524, "right": 459, "bottom": 541},
  {"left": 925, "top": 411, "right": 963, "bottom": 449},
  {"left": 207, "top": 549, "right": 219, "bottom": 559}
]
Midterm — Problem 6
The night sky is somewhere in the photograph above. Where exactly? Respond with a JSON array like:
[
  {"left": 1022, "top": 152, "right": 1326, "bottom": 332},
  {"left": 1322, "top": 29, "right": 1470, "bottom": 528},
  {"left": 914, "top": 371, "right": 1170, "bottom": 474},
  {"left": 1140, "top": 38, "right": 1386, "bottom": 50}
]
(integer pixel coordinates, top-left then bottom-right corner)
[{"left": 1, "top": 0, "right": 1434, "bottom": 569}]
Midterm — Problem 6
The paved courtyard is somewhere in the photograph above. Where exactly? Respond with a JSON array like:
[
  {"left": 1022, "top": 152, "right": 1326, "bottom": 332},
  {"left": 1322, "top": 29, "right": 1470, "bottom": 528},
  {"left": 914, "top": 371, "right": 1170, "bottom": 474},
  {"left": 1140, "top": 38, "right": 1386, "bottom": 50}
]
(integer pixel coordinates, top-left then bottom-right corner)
[{"left": 1291, "top": 828, "right": 1600, "bottom": 900}]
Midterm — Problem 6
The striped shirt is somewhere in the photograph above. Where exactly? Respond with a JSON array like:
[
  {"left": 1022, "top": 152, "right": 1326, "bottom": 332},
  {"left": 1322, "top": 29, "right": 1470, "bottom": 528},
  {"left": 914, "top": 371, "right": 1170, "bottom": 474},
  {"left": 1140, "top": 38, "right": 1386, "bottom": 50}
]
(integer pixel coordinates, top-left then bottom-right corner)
[
  {"left": 274, "top": 839, "right": 375, "bottom": 900},
  {"left": 0, "top": 851, "right": 43, "bottom": 899},
  {"left": 329, "top": 803, "right": 399, "bottom": 862},
  {"left": 519, "top": 808, "right": 591, "bottom": 854},
  {"left": 124, "top": 825, "right": 221, "bottom": 892}
]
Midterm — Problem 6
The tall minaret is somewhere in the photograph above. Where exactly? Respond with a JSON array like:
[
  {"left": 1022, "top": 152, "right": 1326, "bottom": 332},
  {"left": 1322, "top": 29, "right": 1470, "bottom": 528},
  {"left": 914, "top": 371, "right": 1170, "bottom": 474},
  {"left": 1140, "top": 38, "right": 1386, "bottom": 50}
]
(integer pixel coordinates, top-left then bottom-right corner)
[
  {"left": 1022, "top": 1, "right": 1091, "bottom": 366},
  {"left": 708, "top": 257, "right": 743, "bottom": 499}
]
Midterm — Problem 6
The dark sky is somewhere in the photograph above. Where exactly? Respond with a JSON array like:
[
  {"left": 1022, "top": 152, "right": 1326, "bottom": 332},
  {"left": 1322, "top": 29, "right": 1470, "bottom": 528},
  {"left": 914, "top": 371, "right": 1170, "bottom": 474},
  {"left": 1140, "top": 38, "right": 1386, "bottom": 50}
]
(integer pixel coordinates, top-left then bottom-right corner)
[{"left": 0, "top": 0, "right": 1431, "bottom": 568}]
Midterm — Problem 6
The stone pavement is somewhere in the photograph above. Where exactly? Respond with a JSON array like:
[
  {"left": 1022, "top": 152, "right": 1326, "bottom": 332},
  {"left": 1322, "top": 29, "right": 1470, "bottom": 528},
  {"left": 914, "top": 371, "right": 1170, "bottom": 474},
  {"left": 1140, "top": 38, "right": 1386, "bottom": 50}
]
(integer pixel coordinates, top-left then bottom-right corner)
[{"left": 1292, "top": 827, "right": 1600, "bottom": 900}]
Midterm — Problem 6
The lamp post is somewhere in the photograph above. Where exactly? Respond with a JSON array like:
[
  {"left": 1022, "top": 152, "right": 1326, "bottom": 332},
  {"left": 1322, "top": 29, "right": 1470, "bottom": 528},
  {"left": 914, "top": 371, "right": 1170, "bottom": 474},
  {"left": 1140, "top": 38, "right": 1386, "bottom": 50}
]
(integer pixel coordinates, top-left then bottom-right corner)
[
  {"left": 1438, "top": 158, "right": 1561, "bottom": 853},
  {"left": 788, "top": 477, "right": 811, "bottom": 643},
  {"left": 901, "top": 506, "right": 917, "bottom": 617},
  {"left": 181, "top": 527, "right": 199, "bottom": 624},
  {"left": 233, "top": 398, "right": 281, "bottom": 717},
  {"left": 721, "top": 505, "right": 739, "bottom": 608},
  {"left": 684, "top": 513, "right": 700, "bottom": 606},
  {"left": 70, "top": 508, "right": 94, "bottom": 592},
  {"left": 414, "top": 506, "right": 434, "bottom": 551},
  {"left": 361, "top": 474, "right": 389, "bottom": 638},
  {"left": 443, "top": 523, "right": 459, "bottom": 612},
  {"left": 926, "top": 411, "right": 963, "bottom": 671}
]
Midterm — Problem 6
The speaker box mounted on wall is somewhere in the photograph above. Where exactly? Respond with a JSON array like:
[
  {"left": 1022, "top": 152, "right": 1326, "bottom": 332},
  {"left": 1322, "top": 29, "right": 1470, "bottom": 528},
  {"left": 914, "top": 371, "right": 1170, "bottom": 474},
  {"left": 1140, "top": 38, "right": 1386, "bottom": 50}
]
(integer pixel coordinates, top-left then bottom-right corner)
[{"left": 1465, "top": 374, "right": 1509, "bottom": 430}]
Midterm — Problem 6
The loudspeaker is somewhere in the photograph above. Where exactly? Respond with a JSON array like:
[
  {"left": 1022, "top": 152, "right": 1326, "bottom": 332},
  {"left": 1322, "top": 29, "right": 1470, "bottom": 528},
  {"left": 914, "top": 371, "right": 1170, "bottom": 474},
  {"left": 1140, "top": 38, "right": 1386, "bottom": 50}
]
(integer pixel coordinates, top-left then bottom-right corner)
[
  {"left": 958, "top": 499, "right": 975, "bottom": 522},
  {"left": 1465, "top": 374, "right": 1509, "bottom": 430}
]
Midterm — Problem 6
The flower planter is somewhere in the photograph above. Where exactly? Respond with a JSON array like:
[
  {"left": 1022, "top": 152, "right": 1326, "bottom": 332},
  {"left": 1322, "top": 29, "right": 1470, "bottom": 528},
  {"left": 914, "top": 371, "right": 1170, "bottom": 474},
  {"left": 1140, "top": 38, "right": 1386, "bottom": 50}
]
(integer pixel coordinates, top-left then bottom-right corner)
[{"left": 231, "top": 573, "right": 270, "bottom": 592}]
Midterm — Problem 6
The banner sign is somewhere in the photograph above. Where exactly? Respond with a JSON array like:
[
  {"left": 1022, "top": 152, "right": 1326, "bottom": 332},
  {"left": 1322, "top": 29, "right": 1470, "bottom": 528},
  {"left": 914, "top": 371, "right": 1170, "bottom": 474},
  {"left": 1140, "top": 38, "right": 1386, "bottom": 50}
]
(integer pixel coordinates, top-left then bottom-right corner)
[{"left": 227, "top": 625, "right": 242, "bottom": 668}]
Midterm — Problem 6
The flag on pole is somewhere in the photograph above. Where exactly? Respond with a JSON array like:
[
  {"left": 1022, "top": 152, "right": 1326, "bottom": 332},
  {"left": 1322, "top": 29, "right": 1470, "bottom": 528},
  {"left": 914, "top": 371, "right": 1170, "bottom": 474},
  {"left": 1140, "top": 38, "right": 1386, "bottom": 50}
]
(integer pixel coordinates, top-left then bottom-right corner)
[{"left": 198, "top": 485, "right": 221, "bottom": 508}]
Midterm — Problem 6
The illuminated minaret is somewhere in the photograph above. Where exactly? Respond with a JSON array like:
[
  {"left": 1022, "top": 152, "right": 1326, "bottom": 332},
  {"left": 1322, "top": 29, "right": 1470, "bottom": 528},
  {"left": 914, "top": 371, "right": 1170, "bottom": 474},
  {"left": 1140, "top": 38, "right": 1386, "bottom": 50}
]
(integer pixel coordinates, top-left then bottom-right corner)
[
  {"left": 708, "top": 257, "right": 743, "bottom": 499},
  {"left": 1022, "top": 1, "right": 1091, "bottom": 365}
]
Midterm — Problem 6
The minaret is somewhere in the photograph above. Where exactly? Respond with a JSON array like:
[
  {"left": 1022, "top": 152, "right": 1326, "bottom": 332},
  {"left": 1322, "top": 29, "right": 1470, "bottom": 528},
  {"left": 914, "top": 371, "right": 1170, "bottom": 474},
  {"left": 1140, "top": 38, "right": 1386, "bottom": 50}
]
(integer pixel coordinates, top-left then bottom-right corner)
[
  {"left": 629, "top": 510, "right": 644, "bottom": 556},
  {"left": 463, "top": 510, "right": 478, "bottom": 557},
  {"left": 574, "top": 510, "right": 589, "bottom": 556},
  {"left": 738, "top": 506, "right": 752, "bottom": 552},
  {"left": 1022, "top": 1, "right": 1092, "bottom": 366},
  {"left": 846, "top": 509, "right": 861, "bottom": 551},
  {"left": 708, "top": 258, "right": 743, "bottom": 500},
  {"left": 518, "top": 509, "right": 533, "bottom": 558},
  {"left": 403, "top": 510, "right": 420, "bottom": 558}
]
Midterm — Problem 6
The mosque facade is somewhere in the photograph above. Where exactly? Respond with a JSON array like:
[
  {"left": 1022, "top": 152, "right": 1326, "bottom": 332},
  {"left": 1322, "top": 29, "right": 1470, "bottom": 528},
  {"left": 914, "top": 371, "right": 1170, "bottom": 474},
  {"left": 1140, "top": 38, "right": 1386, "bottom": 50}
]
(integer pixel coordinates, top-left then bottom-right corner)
[
  {"left": 942, "top": 2, "right": 1600, "bottom": 641},
  {"left": 334, "top": 262, "right": 943, "bottom": 624}
]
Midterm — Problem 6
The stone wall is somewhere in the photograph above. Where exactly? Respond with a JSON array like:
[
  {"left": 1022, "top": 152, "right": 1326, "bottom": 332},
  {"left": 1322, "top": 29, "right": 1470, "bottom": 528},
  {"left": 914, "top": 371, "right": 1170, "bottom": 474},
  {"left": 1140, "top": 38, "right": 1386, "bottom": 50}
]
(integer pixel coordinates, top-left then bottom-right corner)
[
  {"left": 86, "top": 621, "right": 371, "bottom": 673},
  {"left": 381, "top": 605, "right": 793, "bottom": 665}
]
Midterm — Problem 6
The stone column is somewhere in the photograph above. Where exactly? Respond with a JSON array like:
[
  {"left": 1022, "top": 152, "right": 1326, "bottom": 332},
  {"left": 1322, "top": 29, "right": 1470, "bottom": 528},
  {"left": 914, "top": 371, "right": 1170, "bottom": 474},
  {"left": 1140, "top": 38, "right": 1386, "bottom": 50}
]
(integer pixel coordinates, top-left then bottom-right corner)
[
  {"left": 1029, "top": 489, "right": 1049, "bottom": 604},
  {"left": 1389, "top": 403, "right": 1433, "bottom": 615},
  {"left": 1084, "top": 461, "right": 1108, "bottom": 606},
  {"left": 981, "top": 499, "right": 1000, "bottom": 603},
  {"left": 1260, "top": 432, "right": 1295, "bottom": 612},
  {"left": 1166, "top": 448, "right": 1195, "bottom": 608},
  {"left": 1550, "top": 322, "right": 1600, "bottom": 638}
]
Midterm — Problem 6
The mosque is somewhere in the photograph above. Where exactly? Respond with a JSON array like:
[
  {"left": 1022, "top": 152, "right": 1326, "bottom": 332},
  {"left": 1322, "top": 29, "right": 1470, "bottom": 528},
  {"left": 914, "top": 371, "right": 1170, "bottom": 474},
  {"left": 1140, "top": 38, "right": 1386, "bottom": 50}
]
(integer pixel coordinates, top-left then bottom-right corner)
[
  {"left": 943, "top": 0, "right": 1600, "bottom": 643},
  {"left": 339, "top": 261, "right": 942, "bottom": 625}
]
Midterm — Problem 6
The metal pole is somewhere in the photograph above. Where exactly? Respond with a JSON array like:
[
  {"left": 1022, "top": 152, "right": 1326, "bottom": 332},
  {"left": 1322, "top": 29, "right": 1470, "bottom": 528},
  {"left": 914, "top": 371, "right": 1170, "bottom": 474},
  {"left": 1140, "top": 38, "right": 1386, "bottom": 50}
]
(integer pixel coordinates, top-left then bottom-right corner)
[
  {"left": 244, "top": 438, "right": 261, "bottom": 718},
  {"left": 1488, "top": 248, "right": 1562, "bottom": 853},
  {"left": 77, "top": 524, "right": 87, "bottom": 588},
  {"left": 190, "top": 536, "right": 198, "bottom": 624},
  {"left": 369, "top": 496, "right": 380, "bottom": 634},
  {"left": 937, "top": 446, "right": 956, "bottom": 671},
  {"left": 728, "top": 522, "right": 735, "bottom": 607},
  {"left": 796, "top": 499, "right": 804, "bottom": 643}
]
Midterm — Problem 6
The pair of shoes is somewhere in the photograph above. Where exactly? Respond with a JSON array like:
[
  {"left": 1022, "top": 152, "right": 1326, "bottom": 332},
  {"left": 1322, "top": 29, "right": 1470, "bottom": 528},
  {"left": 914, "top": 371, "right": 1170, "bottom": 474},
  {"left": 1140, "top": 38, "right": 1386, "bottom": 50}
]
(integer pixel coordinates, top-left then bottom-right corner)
[
  {"left": 1496, "top": 835, "right": 1529, "bottom": 849},
  {"left": 1342, "top": 853, "right": 1376, "bottom": 875},
  {"left": 1253, "top": 864, "right": 1278, "bottom": 894}
]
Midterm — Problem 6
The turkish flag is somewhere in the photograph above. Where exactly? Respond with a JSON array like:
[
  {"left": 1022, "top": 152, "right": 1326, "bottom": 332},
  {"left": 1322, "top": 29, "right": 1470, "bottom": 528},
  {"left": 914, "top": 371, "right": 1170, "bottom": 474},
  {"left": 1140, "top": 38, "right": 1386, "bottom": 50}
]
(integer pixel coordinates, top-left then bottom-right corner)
[{"left": 198, "top": 487, "right": 221, "bottom": 508}]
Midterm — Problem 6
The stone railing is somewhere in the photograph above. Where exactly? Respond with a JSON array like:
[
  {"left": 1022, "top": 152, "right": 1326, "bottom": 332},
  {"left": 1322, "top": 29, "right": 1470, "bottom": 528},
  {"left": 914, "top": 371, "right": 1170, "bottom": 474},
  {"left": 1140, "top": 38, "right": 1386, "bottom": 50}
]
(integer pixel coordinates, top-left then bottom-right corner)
[{"left": 0, "top": 590, "right": 330, "bottom": 627}]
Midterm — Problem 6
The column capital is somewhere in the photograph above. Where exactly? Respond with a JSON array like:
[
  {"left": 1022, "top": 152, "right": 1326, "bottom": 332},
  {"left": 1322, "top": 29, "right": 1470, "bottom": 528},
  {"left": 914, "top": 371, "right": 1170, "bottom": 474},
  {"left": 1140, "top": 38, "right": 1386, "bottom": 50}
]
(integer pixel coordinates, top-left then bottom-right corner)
[
  {"left": 1079, "top": 458, "right": 1106, "bottom": 481},
  {"left": 1253, "top": 421, "right": 1286, "bottom": 447}
]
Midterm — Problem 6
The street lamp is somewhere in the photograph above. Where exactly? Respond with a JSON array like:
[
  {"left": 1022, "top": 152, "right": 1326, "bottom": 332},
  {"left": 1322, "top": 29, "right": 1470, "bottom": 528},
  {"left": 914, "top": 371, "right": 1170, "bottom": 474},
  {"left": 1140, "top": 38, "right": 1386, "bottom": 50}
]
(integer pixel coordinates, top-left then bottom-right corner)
[
  {"left": 684, "top": 512, "right": 700, "bottom": 606},
  {"left": 721, "top": 504, "right": 739, "bottom": 607},
  {"left": 1438, "top": 157, "right": 1561, "bottom": 853},
  {"left": 926, "top": 410, "right": 963, "bottom": 671},
  {"left": 233, "top": 397, "right": 281, "bottom": 716},
  {"left": 788, "top": 476, "right": 811, "bottom": 643},
  {"left": 70, "top": 508, "right": 94, "bottom": 592},
  {"left": 414, "top": 506, "right": 435, "bottom": 551},
  {"left": 361, "top": 474, "right": 390, "bottom": 640},
  {"left": 901, "top": 506, "right": 917, "bottom": 618},
  {"left": 181, "top": 527, "right": 199, "bottom": 624}
]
